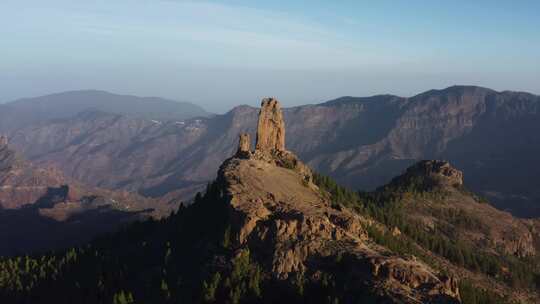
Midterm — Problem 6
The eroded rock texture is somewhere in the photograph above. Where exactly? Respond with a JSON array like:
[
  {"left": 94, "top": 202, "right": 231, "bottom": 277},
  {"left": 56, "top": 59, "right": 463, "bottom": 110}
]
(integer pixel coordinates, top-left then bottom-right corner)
[
  {"left": 236, "top": 133, "right": 251, "bottom": 156},
  {"left": 387, "top": 160, "right": 464, "bottom": 190},
  {"left": 255, "top": 98, "right": 286, "bottom": 152},
  {"left": 412, "top": 160, "right": 464, "bottom": 187},
  {"left": 217, "top": 100, "right": 461, "bottom": 303}
]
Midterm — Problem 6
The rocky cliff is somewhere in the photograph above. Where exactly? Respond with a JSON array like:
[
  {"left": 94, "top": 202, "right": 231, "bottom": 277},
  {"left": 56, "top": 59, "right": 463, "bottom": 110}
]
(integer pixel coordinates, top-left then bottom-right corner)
[
  {"left": 213, "top": 98, "right": 460, "bottom": 303},
  {"left": 255, "top": 98, "right": 286, "bottom": 152}
]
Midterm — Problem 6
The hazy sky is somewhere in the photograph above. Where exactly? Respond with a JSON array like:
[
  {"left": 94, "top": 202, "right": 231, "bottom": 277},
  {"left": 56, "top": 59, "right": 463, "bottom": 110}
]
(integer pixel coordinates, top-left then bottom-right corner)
[{"left": 1, "top": 0, "right": 539, "bottom": 112}]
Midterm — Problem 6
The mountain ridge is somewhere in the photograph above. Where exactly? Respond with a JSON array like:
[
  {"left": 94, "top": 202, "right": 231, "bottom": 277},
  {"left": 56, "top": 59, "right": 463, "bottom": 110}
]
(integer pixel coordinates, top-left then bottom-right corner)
[
  {"left": 321, "top": 85, "right": 540, "bottom": 107},
  {"left": 0, "top": 90, "right": 210, "bottom": 132},
  {"left": 5, "top": 85, "right": 540, "bottom": 216}
]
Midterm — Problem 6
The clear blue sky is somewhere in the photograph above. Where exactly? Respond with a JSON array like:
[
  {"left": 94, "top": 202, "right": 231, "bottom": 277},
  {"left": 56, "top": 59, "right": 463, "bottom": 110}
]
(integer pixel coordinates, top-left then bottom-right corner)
[{"left": 1, "top": 0, "right": 539, "bottom": 112}]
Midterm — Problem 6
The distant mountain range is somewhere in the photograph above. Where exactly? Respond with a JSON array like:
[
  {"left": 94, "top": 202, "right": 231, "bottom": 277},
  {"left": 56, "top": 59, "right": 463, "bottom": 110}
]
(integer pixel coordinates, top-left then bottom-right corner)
[
  {"left": 0, "top": 90, "right": 210, "bottom": 131},
  {"left": 6, "top": 86, "right": 540, "bottom": 217}
]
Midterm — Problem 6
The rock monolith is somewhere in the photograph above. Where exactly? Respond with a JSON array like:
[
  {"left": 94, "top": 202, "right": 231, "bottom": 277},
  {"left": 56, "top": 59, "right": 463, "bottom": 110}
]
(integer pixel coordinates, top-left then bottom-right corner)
[{"left": 255, "top": 98, "right": 285, "bottom": 152}]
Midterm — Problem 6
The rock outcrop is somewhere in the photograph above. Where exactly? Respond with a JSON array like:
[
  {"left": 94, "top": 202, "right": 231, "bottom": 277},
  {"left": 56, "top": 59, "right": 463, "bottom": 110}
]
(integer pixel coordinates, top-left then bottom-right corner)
[
  {"left": 214, "top": 99, "right": 461, "bottom": 303},
  {"left": 386, "top": 160, "right": 464, "bottom": 191},
  {"left": 411, "top": 160, "right": 464, "bottom": 187},
  {"left": 0, "top": 135, "right": 8, "bottom": 146},
  {"left": 382, "top": 159, "right": 538, "bottom": 259},
  {"left": 236, "top": 133, "right": 251, "bottom": 157},
  {"left": 255, "top": 98, "right": 286, "bottom": 152}
]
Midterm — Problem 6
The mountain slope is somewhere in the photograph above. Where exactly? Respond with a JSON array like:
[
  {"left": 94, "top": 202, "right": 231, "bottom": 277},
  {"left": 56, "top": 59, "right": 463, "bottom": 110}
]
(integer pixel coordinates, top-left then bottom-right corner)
[
  {"left": 369, "top": 160, "right": 538, "bottom": 258},
  {"left": 362, "top": 162, "right": 540, "bottom": 303},
  {"left": 317, "top": 159, "right": 540, "bottom": 303},
  {"left": 0, "top": 135, "right": 68, "bottom": 209},
  {"left": 0, "top": 137, "right": 173, "bottom": 255},
  {"left": 0, "top": 90, "right": 209, "bottom": 131},
  {"left": 7, "top": 86, "right": 540, "bottom": 216}
]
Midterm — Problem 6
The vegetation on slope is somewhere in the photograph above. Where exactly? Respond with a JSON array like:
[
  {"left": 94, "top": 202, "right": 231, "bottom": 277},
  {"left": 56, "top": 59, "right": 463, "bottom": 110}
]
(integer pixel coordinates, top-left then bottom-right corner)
[
  {"left": 313, "top": 172, "right": 539, "bottom": 304},
  {"left": 0, "top": 170, "right": 537, "bottom": 303},
  {"left": 0, "top": 181, "right": 383, "bottom": 304},
  {"left": 0, "top": 183, "right": 235, "bottom": 303}
]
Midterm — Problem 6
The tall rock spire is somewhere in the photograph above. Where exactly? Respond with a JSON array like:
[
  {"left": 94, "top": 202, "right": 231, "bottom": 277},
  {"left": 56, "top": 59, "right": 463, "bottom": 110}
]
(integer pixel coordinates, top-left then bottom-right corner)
[{"left": 255, "top": 98, "right": 285, "bottom": 152}]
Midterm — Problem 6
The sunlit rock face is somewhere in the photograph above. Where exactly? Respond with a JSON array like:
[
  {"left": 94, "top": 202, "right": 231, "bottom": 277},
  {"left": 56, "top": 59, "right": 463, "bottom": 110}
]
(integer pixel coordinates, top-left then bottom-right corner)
[
  {"left": 214, "top": 99, "right": 461, "bottom": 303},
  {"left": 255, "top": 98, "right": 286, "bottom": 153}
]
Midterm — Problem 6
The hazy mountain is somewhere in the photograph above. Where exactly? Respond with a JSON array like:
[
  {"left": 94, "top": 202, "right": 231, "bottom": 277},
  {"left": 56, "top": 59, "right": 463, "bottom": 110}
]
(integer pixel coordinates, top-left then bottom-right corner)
[
  {"left": 6, "top": 86, "right": 540, "bottom": 217},
  {"left": 0, "top": 136, "right": 67, "bottom": 209},
  {"left": 0, "top": 138, "right": 174, "bottom": 255},
  {"left": 0, "top": 90, "right": 210, "bottom": 131}
]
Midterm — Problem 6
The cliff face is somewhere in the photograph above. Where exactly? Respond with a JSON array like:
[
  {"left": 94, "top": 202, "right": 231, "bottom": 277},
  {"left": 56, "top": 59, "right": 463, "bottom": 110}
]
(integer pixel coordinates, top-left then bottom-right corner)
[
  {"left": 255, "top": 98, "right": 286, "bottom": 152},
  {"left": 214, "top": 99, "right": 460, "bottom": 303}
]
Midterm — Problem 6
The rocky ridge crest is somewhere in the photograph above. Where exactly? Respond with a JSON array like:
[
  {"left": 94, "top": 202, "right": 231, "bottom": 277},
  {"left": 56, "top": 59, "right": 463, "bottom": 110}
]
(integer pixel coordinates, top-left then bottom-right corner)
[
  {"left": 217, "top": 98, "right": 460, "bottom": 303},
  {"left": 381, "top": 160, "right": 539, "bottom": 259},
  {"left": 386, "top": 160, "right": 464, "bottom": 191}
]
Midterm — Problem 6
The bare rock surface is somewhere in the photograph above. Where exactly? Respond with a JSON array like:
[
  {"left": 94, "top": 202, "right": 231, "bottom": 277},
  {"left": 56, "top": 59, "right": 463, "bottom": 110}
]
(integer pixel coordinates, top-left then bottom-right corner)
[
  {"left": 387, "top": 159, "right": 464, "bottom": 190},
  {"left": 236, "top": 133, "right": 251, "bottom": 156},
  {"left": 255, "top": 98, "right": 286, "bottom": 152},
  {"left": 408, "top": 160, "right": 463, "bottom": 186},
  {"left": 212, "top": 98, "right": 461, "bottom": 303}
]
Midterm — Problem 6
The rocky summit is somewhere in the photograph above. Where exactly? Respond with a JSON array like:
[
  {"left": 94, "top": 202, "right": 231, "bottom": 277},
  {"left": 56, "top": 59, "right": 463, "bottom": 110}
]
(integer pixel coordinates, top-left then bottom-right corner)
[
  {"left": 216, "top": 98, "right": 460, "bottom": 303},
  {"left": 255, "top": 98, "right": 286, "bottom": 152},
  {"left": 386, "top": 160, "right": 464, "bottom": 190}
]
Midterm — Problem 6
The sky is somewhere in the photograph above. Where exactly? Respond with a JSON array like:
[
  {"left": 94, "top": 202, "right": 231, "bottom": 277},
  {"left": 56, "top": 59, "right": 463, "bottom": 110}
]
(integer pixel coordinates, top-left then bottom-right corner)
[{"left": 1, "top": 0, "right": 539, "bottom": 113}]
